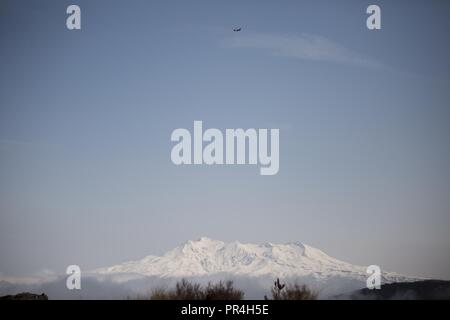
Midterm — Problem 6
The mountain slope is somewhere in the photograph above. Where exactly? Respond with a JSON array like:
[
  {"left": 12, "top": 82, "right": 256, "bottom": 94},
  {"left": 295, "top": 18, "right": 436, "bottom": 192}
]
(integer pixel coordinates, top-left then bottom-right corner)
[{"left": 95, "top": 237, "right": 411, "bottom": 283}]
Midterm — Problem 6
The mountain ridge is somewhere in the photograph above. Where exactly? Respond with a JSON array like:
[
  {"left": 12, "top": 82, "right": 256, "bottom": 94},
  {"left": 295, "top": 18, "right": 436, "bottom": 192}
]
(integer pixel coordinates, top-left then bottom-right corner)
[{"left": 95, "top": 237, "right": 413, "bottom": 283}]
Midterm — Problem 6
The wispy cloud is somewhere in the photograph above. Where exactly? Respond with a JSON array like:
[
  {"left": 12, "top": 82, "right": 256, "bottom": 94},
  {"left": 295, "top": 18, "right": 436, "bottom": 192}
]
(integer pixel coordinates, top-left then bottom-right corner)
[{"left": 221, "top": 32, "right": 383, "bottom": 69}]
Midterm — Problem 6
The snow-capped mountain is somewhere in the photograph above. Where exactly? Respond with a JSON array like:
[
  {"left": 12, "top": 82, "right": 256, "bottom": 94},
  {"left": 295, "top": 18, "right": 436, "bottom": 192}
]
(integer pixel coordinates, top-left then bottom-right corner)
[
  {"left": 95, "top": 237, "right": 411, "bottom": 284},
  {"left": 0, "top": 237, "right": 419, "bottom": 299}
]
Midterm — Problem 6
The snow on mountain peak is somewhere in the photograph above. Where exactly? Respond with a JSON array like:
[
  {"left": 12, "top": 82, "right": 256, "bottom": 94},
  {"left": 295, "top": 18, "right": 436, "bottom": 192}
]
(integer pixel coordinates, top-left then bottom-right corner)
[
  {"left": 95, "top": 237, "right": 411, "bottom": 283},
  {"left": 182, "top": 237, "right": 224, "bottom": 251}
]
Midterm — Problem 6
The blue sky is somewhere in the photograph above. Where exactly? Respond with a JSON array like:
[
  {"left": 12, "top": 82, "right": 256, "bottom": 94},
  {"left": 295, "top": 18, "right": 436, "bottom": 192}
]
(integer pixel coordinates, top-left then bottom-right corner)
[{"left": 1, "top": 0, "right": 450, "bottom": 280}]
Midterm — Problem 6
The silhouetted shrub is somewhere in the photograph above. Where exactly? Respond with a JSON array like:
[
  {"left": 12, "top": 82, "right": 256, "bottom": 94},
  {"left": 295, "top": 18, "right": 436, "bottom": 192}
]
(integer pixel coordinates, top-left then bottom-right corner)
[
  {"left": 147, "top": 287, "right": 171, "bottom": 300},
  {"left": 173, "top": 279, "right": 204, "bottom": 300},
  {"left": 149, "top": 279, "right": 244, "bottom": 300},
  {"left": 204, "top": 280, "right": 244, "bottom": 300},
  {"left": 266, "top": 278, "right": 318, "bottom": 300}
]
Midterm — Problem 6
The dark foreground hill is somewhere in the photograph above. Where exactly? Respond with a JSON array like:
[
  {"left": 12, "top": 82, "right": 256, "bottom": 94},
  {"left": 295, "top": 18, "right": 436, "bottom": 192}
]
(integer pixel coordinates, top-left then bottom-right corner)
[
  {"left": 0, "top": 292, "right": 48, "bottom": 300},
  {"left": 349, "top": 280, "right": 450, "bottom": 300}
]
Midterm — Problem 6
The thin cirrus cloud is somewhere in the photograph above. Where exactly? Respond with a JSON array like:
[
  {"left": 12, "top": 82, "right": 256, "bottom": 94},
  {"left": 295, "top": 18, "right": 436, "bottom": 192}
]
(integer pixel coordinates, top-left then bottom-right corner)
[{"left": 221, "top": 32, "right": 383, "bottom": 69}]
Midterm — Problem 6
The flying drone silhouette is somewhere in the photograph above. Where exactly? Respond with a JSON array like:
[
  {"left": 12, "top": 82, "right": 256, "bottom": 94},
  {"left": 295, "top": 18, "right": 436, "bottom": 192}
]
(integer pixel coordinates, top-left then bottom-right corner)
[{"left": 233, "top": 27, "right": 242, "bottom": 32}]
